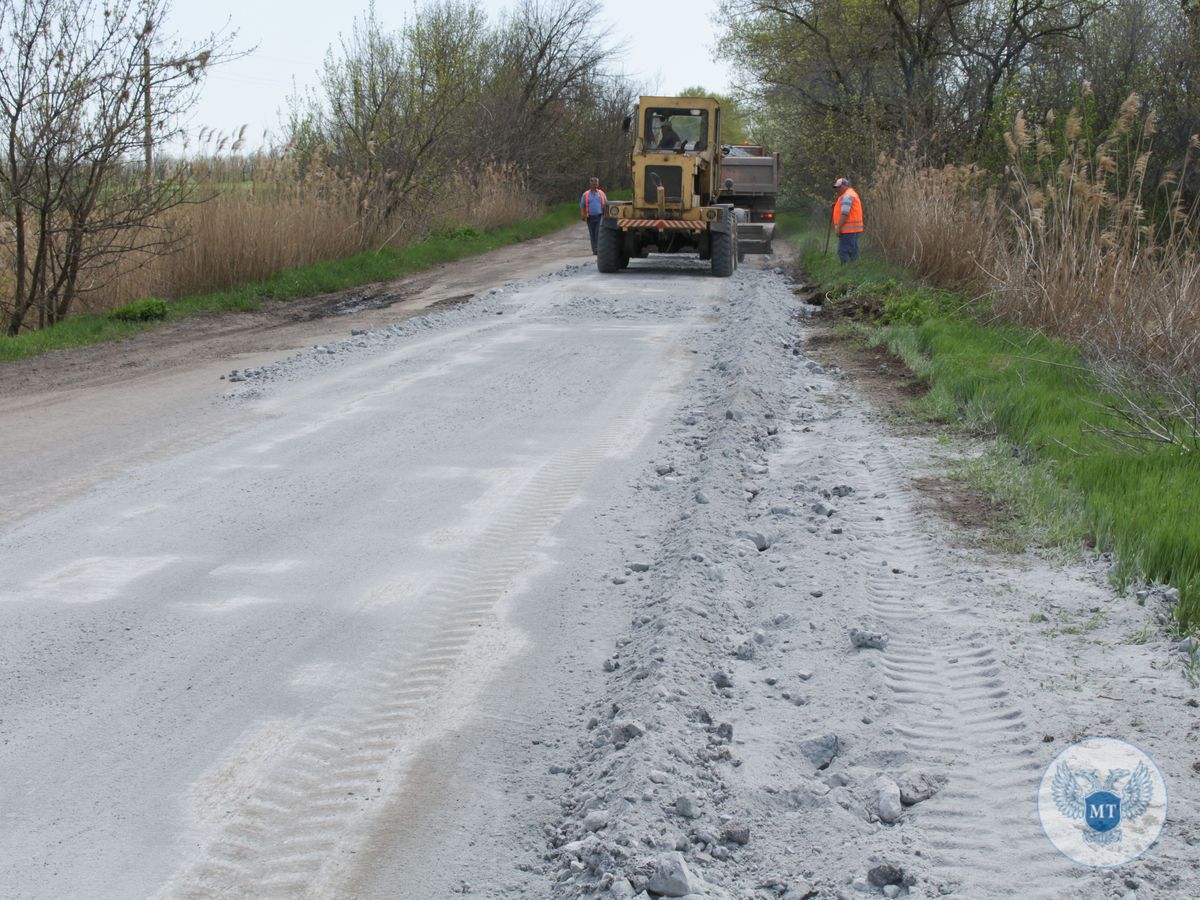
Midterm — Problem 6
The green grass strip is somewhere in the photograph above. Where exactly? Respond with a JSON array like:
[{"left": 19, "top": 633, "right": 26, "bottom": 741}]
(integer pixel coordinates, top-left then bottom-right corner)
[
  {"left": 782, "top": 212, "right": 1200, "bottom": 626},
  {"left": 0, "top": 202, "right": 581, "bottom": 362}
]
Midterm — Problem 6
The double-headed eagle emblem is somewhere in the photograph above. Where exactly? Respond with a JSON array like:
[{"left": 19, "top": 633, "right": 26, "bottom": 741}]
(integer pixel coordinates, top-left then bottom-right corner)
[{"left": 1052, "top": 760, "right": 1154, "bottom": 845}]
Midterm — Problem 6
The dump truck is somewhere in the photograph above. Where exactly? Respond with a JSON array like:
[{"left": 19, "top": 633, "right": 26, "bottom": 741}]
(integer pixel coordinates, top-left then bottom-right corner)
[
  {"left": 597, "top": 96, "right": 740, "bottom": 277},
  {"left": 719, "top": 144, "right": 779, "bottom": 255}
]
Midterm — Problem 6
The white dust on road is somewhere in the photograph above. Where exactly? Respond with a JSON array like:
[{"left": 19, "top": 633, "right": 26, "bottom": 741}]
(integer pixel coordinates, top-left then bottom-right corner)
[{"left": 1, "top": 253, "right": 1196, "bottom": 900}]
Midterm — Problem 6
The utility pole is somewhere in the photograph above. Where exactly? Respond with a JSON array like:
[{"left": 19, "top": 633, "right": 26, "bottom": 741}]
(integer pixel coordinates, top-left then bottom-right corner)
[{"left": 143, "top": 43, "right": 152, "bottom": 190}]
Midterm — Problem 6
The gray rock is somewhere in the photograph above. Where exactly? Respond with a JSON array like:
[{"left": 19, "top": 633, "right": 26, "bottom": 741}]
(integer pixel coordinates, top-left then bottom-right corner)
[
  {"left": 647, "top": 852, "right": 695, "bottom": 897},
  {"left": 629, "top": 561, "right": 652, "bottom": 572},
  {"left": 812, "top": 501, "right": 836, "bottom": 517},
  {"left": 733, "top": 638, "right": 756, "bottom": 660},
  {"left": 721, "top": 821, "right": 750, "bottom": 845},
  {"left": 649, "top": 770, "right": 670, "bottom": 784},
  {"left": 831, "top": 484, "right": 855, "bottom": 497},
  {"left": 609, "top": 878, "right": 637, "bottom": 899},
  {"left": 849, "top": 627, "right": 889, "bottom": 650},
  {"left": 875, "top": 776, "right": 903, "bottom": 824},
  {"left": 883, "top": 885, "right": 901, "bottom": 898},
  {"left": 798, "top": 733, "right": 839, "bottom": 771},
  {"left": 695, "top": 491, "right": 711, "bottom": 505},
  {"left": 897, "top": 770, "right": 946, "bottom": 805},
  {"left": 736, "top": 530, "right": 772, "bottom": 551},
  {"left": 868, "top": 863, "right": 905, "bottom": 887},
  {"left": 656, "top": 463, "right": 675, "bottom": 476},
  {"left": 781, "top": 880, "right": 815, "bottom": 900},
  {"left": 1174, "top": 636, "right": 1199, "bottom": 654},
  {"left": 584, "top": 810, "right": 609, "bottom": 831},
  {"left": 674, "top": 795, "right": 701, "bottom": 818},
  {"left": 611, "top": 720, "right": 646, "bottom": 745},
  {"left": 712, "top": 670, "right": 734, "bottom": 689}
]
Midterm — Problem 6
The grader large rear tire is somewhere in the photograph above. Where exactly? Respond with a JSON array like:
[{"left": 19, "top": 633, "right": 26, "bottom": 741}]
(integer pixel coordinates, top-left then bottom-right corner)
[
  {"left": 597, "top": 224, "right": 620, "bottom": 273},
  {"left": 711, "top": 223, "right": 734, "bottom": 277}
]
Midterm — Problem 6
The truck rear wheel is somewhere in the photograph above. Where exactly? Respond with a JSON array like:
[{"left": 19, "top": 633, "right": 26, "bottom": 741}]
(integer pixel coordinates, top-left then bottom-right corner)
[
  {"left": 711, "top": 221, "right": 734, "bottom": 277},
  {"left": 597, "top": 224, "right": 620, "bottom": 273}
]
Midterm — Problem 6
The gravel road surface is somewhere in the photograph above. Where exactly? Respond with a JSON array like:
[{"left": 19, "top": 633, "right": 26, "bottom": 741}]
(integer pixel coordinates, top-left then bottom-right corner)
[{"left": 2, "top": 233, "right": 1197, "bottom": 899}]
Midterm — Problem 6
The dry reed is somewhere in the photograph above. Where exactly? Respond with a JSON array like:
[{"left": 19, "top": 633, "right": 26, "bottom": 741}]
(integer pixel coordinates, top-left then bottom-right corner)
[
  {"left": 60, "top": 143, "right": 543, "bottom": 314},
  {"left": 869, "top": 98, "right": 1200, "bottom": 428},
  {"left": 869, "top": 153, "right": 998, "bottom": 288},
  {"left": 993, "top": 97, "right": 1200, "bottom": 386}
]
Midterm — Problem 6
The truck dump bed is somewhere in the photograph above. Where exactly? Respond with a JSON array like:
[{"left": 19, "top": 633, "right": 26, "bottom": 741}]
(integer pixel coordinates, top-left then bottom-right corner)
[
  {"left": 719, "top": 145, "right": 780, "bottom": 254},
  {"left": 720, "top": 151, "right": 779, "bottom": 195}
]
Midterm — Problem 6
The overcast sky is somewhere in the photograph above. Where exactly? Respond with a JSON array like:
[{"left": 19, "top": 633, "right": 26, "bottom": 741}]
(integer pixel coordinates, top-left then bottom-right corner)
[{"left": 168, "top": 0, "right": 736, "bottom": 152}]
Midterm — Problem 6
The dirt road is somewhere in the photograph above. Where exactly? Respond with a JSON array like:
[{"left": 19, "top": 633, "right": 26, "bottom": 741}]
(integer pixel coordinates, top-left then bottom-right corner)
[{"left": 1, "top": 226, "right": 1197, "bottom": 899}]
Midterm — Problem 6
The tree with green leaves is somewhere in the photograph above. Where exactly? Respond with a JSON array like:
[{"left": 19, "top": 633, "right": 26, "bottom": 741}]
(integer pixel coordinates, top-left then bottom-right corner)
[
  {"left": 719, "top": 0, "right": 1098, "bottom": 196},
  {"left": 678, "top": 86, "right": 755, "bottom": 144}
]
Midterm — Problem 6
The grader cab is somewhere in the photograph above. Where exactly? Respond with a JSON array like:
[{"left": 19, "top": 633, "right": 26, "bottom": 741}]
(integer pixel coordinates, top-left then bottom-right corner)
[{"left": 597, "top": 96, "right": 740, "bottom": 277}]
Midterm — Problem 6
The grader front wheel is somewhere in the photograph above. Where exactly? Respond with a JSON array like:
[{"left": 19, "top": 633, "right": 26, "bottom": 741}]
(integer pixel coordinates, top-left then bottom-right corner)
[
  {"left": 711, "top": 222, "right": 734, "bottom": 277},
  {"left": 597, "top": 224, "right": 621, "bottom": 273}
]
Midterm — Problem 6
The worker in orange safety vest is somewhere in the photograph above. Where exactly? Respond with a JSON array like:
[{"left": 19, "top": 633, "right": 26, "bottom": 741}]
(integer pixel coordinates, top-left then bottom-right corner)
[{"left": 831, "top": 177, "right": 864, "bottom": 264}]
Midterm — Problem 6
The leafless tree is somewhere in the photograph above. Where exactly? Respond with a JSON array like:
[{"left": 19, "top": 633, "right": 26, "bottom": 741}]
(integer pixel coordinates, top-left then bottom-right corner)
[
  {"left": 0, "top": 0, "right": 236, "bottom": 334},
  {"left": 301, "top": 0, "right": 489, "bottom": 224},
  {"left": 288, "top": 0, "right": 630, "bottom": 209}
]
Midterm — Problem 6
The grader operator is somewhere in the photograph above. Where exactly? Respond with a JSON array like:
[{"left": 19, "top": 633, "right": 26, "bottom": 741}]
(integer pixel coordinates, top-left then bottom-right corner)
[{"left": 597, "top": 96, "right": 740, "bottom": 277}]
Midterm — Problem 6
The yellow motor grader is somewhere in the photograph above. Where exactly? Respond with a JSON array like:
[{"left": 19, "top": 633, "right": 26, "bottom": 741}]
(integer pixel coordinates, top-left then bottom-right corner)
[{"left": 598, "top": 96, "right": 741, "bottom": 277}]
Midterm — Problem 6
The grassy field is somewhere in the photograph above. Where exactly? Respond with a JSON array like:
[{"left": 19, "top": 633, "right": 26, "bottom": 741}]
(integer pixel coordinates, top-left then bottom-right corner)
[
  {"left": 784, "top": 215, "right": 1200, "bottom": 627},
  {"left": 0, "top": 203, "right": 578, "bottom": 362}
]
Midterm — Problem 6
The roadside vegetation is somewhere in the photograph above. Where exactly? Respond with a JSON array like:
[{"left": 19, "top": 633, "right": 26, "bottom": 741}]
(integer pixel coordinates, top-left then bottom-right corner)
[
  {"left": 0, "top": 0, "right": 632, "bottom": 340},
  {"left": 786, "top": 217, "right": 1200, "bottom": 627},
  {"left": 737, "top": 0, "right": 1200, "bottom": 624},
  {"left": 0, "top": 203, "right": 578, "bottom": 361}
]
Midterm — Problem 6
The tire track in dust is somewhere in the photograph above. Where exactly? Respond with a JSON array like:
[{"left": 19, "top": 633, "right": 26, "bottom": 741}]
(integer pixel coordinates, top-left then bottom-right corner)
[
  {"left": 162, "top": 442, "right": 616, "bottom": 899},
  {"left": 840, "top": 440, "right": 1074, "bottom": 896}
]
